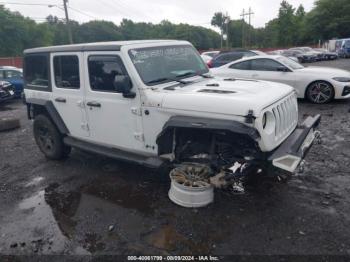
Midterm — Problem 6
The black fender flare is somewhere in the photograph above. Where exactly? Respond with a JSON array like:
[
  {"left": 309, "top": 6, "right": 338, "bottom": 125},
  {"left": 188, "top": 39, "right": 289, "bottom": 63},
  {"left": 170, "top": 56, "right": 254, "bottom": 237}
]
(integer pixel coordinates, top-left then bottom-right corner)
[
  {"left": 156, "top": 115, "right": 260, "bottom": 155},
  {"left": 26, "top": 98, "right": 69, "bottom": 135}
]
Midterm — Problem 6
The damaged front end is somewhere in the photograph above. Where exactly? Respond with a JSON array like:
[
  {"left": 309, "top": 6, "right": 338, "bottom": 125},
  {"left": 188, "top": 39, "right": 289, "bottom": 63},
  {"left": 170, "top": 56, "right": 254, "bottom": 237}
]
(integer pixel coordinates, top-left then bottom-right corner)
[{"left": 158, "top": 115, "right": 321, "bottom": 207}]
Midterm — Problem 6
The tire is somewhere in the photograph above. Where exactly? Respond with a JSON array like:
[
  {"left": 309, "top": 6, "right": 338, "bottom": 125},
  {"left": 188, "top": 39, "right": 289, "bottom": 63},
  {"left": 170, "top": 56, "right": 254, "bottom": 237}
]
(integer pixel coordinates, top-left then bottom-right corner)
[
  {"left": 33, "top": 114, "right": 71, "bottom": 160},
  {"left": 306, "top": 81, "right": 334, "bottom": 104},
  {"left": 0, "top": 117, "right": 20, "bottom": 132}
]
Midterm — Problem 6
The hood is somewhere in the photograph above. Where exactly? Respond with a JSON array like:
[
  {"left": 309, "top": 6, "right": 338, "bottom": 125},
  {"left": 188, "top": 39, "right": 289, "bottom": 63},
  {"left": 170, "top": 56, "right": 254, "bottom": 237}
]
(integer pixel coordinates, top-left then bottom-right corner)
[
  {"left": 158, "top": 78, "right": 294, "bottom": 117},
  {"left": 297, "top": 66, "right": 350, "bottom": 77}
]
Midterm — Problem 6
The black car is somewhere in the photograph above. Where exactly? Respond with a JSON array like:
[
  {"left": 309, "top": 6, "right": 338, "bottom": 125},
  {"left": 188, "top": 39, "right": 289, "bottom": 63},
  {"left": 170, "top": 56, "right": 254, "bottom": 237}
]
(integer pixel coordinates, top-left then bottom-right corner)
[
  {"left": 0, "top": 81, "right": 15, "bottom": 103},
  {"left": 314, "top": 48, "right": 338, "bottom": 60},
  {"left": 208, "top": 49, "right": 257, "bottom": 68},
  {"left": 284, "top": 49, "right": 317, "bottom": 63}
]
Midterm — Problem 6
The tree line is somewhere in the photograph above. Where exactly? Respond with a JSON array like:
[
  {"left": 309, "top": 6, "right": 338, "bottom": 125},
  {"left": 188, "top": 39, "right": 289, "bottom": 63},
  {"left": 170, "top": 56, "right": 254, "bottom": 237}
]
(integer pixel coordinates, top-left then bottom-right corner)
[
  {"left": 212, "top": 0, "right": 350, "bottom": 49},
  {"left": 0, "top": 0, "right": 349, "bottom": 57}
]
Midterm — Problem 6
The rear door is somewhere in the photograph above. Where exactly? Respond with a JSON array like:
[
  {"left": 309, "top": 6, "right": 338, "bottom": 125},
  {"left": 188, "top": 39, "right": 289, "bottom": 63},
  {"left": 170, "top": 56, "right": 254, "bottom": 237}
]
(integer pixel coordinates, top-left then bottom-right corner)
[{"left": 51, "top": 53, "right": 90, "bottom": 138}]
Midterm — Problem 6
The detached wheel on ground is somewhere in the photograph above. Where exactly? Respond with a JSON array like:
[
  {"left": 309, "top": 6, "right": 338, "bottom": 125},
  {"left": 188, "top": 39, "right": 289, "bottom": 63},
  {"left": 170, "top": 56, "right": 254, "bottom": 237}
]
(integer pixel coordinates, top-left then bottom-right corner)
[
  {"left": 0, "top": 117, "right": 20, "bottom": 132},
  {"left": 33, "top": 114, "right": 71, "bottom": 160},
  {"left": 306, "top": 81, "right": 334, "bottom": 104}
]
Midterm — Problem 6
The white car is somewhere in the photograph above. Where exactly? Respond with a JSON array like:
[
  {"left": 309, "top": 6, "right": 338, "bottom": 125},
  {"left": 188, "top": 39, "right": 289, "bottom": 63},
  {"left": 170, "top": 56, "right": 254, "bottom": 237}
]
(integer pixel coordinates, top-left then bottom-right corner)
[
  {"left": 23, "top": 41, "right": 320, "bottom": 175},
  {"left": 211, "top": 55, "right": 350, "bottom": 104}
]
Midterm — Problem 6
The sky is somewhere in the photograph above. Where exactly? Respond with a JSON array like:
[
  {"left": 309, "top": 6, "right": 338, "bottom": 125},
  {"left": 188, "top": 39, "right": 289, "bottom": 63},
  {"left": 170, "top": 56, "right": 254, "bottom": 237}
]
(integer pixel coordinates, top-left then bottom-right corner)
[{"left": 2, "top": 0, "right": 315, "bottom": 30}]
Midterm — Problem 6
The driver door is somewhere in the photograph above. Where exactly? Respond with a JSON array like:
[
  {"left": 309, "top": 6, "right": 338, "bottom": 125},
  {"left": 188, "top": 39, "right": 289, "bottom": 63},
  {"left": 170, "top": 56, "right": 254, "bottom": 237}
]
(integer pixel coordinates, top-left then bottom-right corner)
[
  {"left": 83, "top": 52, "right": 143, "bottom": 151},
  {"left": 248, "top": 58, "right": 296, "bottom": 88}
]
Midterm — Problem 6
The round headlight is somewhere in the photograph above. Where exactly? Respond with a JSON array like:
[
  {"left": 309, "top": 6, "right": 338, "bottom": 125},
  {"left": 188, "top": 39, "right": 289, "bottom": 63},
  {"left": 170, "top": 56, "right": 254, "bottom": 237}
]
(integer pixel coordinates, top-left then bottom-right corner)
[
  {"left": 261, "top": 111, "right": 276, "bottom": 134},
  {"left": 262, "top": 113, "right": 267, "bottom": 129}
]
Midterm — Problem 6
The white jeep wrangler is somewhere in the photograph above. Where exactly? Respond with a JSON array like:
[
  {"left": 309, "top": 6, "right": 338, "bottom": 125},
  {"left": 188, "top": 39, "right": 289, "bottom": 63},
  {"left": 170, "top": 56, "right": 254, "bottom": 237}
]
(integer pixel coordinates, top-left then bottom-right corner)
[{"left": 23, "top": 40, "right": 320, "bottom": 176}]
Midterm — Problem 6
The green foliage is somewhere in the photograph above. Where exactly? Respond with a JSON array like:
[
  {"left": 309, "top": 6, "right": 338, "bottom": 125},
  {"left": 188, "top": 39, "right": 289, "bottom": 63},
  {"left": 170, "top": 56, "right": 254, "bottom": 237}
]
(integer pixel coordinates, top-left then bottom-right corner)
[{"left": 0, "top": 0, "right": 350, "bottom": 56}]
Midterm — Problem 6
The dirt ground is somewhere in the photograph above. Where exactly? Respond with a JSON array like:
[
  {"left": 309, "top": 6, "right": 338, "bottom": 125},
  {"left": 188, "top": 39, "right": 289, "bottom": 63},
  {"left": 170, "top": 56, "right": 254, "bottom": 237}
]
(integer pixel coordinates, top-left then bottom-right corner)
[{"left": 0, "top": 58, "right": 350, "bottom": 260}]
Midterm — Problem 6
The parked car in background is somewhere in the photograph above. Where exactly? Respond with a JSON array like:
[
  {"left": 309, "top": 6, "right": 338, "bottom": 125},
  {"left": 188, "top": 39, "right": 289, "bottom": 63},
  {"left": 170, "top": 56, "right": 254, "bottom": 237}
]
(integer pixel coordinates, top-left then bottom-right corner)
[
  {"left": 314, "top": 48, "right": 338, "bottom": 60},
  {"left": 211, "top": 55, "right": 350, "bottom": 104},
  {"left": 338, "top": 39, "right": 350, "bottom": 58},
  {"left": 279, "top": 50, "right": 303, "bottom": 63},
  {"left": 0, "top": 80, "right": 15, "bottom": 103},
  {"left": 298, "top": 47, "right": 324, "bottom": 61},
  {"left": 0, "top": 66, "right": 23, "bottom": 97},
  {"left": 267, "top": 50, "right": 284, "bottom": 55},
  {"left": 288, "top": 48, "right": 317, "bottom": 63},
  {"left": 207, "top": 49, "right": 257, "bottom": 68},
  {"left": 200, "top": 54, "right": 213, "bottom": 63},
  {"left": 201, "top": 50, "right": 219, "bottom": 58},
  {"left": 250, "top": 50, "right": 266, "bottom": 55}
]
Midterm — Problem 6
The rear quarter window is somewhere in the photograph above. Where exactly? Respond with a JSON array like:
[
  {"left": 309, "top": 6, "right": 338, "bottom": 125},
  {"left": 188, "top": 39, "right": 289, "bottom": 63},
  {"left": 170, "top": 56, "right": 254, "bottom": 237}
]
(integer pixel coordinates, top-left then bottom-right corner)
[{"left": 24, "top": 54, "right": 50, "bottom": 90}]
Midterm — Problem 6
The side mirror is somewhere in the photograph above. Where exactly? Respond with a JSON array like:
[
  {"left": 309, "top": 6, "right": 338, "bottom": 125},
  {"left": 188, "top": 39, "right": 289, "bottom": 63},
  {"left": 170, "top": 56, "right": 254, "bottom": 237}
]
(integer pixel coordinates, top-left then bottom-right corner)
[
  {"left": 277, "top": 66, "right": 289, "bottom": 72},
  {"left": 114, "top": 75, "right": 136, "bottom": 98}
]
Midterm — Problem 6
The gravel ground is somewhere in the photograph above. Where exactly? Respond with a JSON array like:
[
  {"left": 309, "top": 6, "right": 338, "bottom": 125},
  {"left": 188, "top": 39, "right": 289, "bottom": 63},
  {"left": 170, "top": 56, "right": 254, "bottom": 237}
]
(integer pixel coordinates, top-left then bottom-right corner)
[{"left": 0, "top": 58, "right": 350, "bottom": 260}]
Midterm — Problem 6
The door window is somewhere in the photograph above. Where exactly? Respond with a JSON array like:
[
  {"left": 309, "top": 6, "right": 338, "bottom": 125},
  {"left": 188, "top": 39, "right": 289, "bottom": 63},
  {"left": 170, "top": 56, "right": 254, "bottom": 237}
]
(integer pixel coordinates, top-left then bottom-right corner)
[
  {"left": 88, "top": 55, "right": 127, "bottom": 93},
  {"left": 250, "top": 59, "right": 282, "bottom": 71},
  {"left": 5, "top": 70, "right": 22, "bottom": 79},
  {"left": 53, "top": 55, "right": 80, "bottom": 89},
  {"left": 229, "top": 60, "right": 251, "bottom": 70}
]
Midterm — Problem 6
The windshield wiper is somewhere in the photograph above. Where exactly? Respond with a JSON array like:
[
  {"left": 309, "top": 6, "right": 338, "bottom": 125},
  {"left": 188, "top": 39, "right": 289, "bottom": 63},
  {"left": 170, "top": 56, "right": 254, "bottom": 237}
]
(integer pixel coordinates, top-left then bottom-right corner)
[
  {"left": 175, "top": 71, "right": 196, "bottom": 78},
  {"left": 146, "top": 77, "right": 191, "bottom": 85}
]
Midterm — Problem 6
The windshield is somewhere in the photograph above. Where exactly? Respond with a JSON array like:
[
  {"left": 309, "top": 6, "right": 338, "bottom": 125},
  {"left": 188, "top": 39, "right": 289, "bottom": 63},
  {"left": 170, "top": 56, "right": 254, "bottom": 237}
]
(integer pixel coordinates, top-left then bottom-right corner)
[
  {"left": 276, "top": 56, "right": 304, "bottom": 70},
  {"left": 129, "top": 45, "right": 209, "bottom": 86}
]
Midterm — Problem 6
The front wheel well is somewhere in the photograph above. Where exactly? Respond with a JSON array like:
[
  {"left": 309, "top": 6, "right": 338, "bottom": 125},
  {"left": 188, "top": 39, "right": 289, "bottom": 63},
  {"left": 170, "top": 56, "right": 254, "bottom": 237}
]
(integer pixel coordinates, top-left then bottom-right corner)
[{"left": 157, "top": 127, "right": 262, "bottom": 170}]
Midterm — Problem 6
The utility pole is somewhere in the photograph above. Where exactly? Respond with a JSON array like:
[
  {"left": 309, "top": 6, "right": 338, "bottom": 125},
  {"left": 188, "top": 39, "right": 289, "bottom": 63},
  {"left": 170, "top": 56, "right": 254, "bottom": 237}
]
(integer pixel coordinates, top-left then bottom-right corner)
[
  {"left": 240, "top": 9, "right": 246, "bottom": 48},
  {"left": 240, "top": 8, "right": 254, "bottom": 48},
  {"left": 225, "top": 12, "right": 229, "bottom": 50},
  {"left": 247, "top": 7, "right": 254, "bottom": 48},
  {"left": 63, "top": 0, "right": 73, "bottom": 44}
]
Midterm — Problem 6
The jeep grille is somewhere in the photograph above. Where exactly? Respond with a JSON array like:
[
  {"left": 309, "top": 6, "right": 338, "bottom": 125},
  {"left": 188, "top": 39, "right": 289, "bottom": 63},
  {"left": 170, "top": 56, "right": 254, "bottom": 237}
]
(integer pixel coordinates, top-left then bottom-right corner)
[{"left": 272, "top": 93, "right": 298, "bottom": 141}]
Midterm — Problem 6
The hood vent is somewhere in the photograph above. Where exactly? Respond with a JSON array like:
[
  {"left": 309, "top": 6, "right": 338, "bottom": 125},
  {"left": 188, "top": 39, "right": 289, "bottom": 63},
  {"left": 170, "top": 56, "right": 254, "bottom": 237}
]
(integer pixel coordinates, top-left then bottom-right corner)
[{"left": 198, "top": 89, "right": 236, "bottom": 94}]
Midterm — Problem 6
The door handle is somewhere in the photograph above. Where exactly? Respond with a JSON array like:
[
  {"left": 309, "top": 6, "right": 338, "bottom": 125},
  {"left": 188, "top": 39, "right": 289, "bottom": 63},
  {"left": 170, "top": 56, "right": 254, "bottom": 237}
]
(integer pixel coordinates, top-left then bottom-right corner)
[
  {"left": 251, "top": 74, "right": 259, "bottom": 77},
  {"left": 55, "top": 97, "right": 66, "bottom": 103},
  {"left": 86, "top": 101, "right": 101, "bottom": 108}
]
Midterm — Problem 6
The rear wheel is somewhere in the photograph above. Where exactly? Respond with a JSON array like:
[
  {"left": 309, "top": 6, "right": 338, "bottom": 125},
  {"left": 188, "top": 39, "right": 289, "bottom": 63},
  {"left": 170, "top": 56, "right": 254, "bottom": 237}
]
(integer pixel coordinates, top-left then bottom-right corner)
[
  {"left": 306, "top": 81, "right": 334, "bottom": 104},
  {"left": 33, "top": 114, "right": 71, "bottom": 160}
]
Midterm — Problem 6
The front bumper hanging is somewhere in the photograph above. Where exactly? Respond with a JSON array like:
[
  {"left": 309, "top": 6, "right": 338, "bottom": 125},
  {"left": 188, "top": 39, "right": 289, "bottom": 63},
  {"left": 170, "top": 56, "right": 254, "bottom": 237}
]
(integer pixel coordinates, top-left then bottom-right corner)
[{"left": 269, "top": 114, "right": 321, "bottom": 173}]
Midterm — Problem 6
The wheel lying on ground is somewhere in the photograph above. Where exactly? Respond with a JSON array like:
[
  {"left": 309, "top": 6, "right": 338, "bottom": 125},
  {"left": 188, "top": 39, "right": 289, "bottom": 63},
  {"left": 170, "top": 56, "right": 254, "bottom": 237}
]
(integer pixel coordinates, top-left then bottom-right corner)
[
  {"left": 0, "top": 117, "right": 20, "bottom": 132},
  {"left": 306, "top": 81, "right": 335, "bottom": 104},
  {"left": 33, "top": 114, "right": 71, "bottom": 160}
]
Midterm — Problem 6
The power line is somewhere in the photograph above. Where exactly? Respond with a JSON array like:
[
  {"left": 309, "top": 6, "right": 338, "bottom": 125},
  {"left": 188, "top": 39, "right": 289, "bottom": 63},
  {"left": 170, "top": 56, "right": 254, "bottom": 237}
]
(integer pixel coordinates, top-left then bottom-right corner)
[
  {"left": 0, "top": 2, "right": 60, "bottom": 7},
  {"left": 68, "top": 5, "right": 97, "bottom": 19}
]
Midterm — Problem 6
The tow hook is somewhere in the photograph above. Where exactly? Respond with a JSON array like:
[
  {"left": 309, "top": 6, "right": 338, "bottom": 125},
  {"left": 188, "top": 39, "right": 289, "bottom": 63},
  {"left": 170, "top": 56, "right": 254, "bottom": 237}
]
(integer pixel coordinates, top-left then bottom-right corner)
[
  {"left": 298, "top": 160, "right": 306, "bottom": 173},
  {"left": 314, "top": 131, "right": 322, "bottom": 145}
]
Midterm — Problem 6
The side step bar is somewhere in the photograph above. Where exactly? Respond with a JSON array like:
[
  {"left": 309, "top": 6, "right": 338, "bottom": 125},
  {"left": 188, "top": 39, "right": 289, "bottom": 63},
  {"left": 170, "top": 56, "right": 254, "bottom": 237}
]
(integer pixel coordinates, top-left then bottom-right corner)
[{"left": 63, "top": 136, "right": 164, "bottom": 169}]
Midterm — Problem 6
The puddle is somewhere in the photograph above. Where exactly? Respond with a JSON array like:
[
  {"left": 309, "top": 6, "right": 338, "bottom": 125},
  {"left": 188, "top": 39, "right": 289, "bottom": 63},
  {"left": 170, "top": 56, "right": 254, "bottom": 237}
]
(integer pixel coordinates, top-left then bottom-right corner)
[
  {"left": 144, "top": 225, "right": 187, "bottom": 251},
  {"left": 82, "top": 233, "right": 106, "bottom": 253},
  {"left": 25, "top": 176, "right": 44, "bottom": 187},
  {"left": 81, "top": 177, "right": 158, "bottom": 214},
  {"left": 0, "top": 190, "right": 69, "bottom": 254},
  {"left": 44, "top": 185, "right": 81, "bottom": 238},
  {"left": 18, "top": 190, "right": 45, "bottom": 210},
  {"left": 144, "top": 225, "right": 212, "bottom": 254}
]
